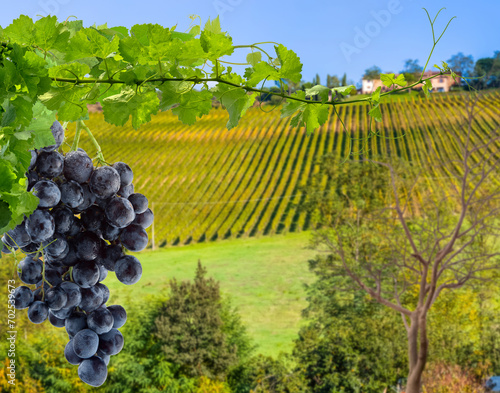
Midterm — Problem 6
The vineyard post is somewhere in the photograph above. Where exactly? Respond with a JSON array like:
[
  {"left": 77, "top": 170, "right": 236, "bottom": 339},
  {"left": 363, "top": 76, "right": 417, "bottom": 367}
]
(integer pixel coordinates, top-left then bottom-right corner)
[{"left": 152, "top": 202, "right": 156, "bottom": 250}]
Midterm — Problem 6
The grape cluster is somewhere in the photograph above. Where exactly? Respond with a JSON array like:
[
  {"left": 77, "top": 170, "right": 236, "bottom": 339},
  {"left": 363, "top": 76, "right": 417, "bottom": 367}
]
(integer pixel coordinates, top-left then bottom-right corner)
[{"left": 2, "top": 121, "right": 154, "bottom": 387}]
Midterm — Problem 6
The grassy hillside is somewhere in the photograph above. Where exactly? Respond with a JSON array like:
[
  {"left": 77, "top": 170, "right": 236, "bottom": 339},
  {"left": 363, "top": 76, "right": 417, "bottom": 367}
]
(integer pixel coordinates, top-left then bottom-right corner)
[
  {"left": 103, "top": 231, "right": 317, "bottom": 357},
  {"left": 67, "top": 90, "right": 500, "bottom": 248}
]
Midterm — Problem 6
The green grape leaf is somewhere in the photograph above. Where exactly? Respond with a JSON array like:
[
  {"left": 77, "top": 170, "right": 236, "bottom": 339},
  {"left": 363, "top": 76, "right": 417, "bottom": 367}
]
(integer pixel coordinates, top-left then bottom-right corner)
[
  {"left": 394, "top": 74, "right": 407, "bottom": 87},
  {"left": 332, "top": 85, "right": 356, "bottom": 96},
  {"left": 102, "top": 88, "right": 159, "bottom": 130},
  {"left": 33, "top": 15, "right": 70, "bottom": 52},
  {"left": 302, "top": 103, "right": 329, "bottom": 135},
  {"left": 158, "top": 82, "right": 212, "bottom": 125},
  {"left": 0, "top": 200, "right": 11, "bottom": 232},
  {"left": 211, "top": 75, "right": 257, "bottom": 129},
  {"left": 381, "top": 73, "right": 407, "bottom": 88},
  {"left": 371, "top": 86, "right": 382, "bottom": 104},
  {"left": 243, "top": 61, "right": 279, "bottom": 87},
  {"left": 275, "top": 44, "right": 302, "bottom": 83},
  {"left": 3, "top": 15, "right": 35, "bottom": 46},
  {"left": 280, "top": 91, "right": 306, "bottom": 118},
  {"left": 0, "top": 160, "right": 16, "bottom": 192},
  {"left": 28, "top": 101, "right": 57, "bottom": 149},
  {"left": 0, "top": 184, "right": 39, "bottom": 233},
  {"left": 49, "top": 62, "right": 91, "bottom": 79},
  {"left": 305, "top": 85, "right": 330, "bottom": 103},
  {"left": 246, "top": 52, "right": 262, "bottom": 67},
  {"left": 39, "top": 85, "right": 90, "bottom": 121},
  {"left": 200, "top": 17, "right": 234, "bottom": 60},
  {"left": 380, "top": 73, "right": 396, "bottom": 88},
  {"left": 66, "top": 28, "right": 120, "bottom": 60},
  {"left": 422, "top": 79, "right": 433, "bottom": 98},
  {"left": 369, "top": 103, "right": 382, "bottom": 122}
]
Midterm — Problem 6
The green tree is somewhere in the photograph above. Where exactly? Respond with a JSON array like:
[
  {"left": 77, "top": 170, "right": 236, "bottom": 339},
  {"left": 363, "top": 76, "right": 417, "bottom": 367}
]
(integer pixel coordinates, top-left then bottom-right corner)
[
  {"left": 473, "top": 52, "right": 500, "bottom": 89},
  {"left": 402, "top": 59, "right": 423, "bottom": 75},
  {"left": 447, "top": 52, "right": 474, "bottom": 77},
  {"left": 341, "top": 72, "right": 347, "bottom": 86},
  {"left": 300, "top": 97, "right": 500, "bottom": 393},
  {"left": 154, "top": 261, "right": 248, "bottom": 381},
  {"left": 363, "top": 66, "right": 382, "bottom": 80},
  {"left": 326, "top": 74, "right": 340, "bottom": 88}
]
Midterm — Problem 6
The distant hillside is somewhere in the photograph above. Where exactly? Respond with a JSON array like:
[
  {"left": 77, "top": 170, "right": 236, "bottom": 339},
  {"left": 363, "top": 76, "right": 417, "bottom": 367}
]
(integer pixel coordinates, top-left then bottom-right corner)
[{"left": 68, "top": 91, "right": 500, "bottom": 248}]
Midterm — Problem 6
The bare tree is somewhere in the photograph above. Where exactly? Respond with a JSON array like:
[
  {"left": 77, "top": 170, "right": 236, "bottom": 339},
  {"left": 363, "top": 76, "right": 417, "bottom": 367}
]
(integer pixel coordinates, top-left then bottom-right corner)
[{"left": 311, "top": 94, "right": 500, "bottom": 393}]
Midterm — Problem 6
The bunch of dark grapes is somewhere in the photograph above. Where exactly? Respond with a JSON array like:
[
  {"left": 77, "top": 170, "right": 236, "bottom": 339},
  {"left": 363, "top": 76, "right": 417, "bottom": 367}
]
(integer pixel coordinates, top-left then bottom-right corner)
[{"left": 1, "top": 121, "right": 153, "bottom": 387}]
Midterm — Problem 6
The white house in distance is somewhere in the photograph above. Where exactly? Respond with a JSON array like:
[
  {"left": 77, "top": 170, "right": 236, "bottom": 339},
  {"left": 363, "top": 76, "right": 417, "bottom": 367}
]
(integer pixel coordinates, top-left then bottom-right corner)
[{"left": 361, "top": 71, "right": 459, "bottom": 95}]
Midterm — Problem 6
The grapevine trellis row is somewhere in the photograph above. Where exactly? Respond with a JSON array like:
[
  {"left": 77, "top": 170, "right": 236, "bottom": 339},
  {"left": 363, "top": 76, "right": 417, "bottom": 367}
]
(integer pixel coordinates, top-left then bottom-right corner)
[{"left": 73, "top": 91, "right": 500, "bottom": 249}]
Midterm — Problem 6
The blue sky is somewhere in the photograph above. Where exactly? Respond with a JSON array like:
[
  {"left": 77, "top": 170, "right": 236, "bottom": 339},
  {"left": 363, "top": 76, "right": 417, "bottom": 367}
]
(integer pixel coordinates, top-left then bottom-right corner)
[{"left": 0, "top": 0, "right": 498, "bottom": 86}]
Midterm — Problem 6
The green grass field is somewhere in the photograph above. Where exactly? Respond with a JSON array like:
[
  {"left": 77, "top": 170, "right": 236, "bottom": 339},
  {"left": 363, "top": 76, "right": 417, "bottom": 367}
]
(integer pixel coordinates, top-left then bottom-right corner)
[{"left": 104, "top": 231, "right": 318, "bottom": 357}]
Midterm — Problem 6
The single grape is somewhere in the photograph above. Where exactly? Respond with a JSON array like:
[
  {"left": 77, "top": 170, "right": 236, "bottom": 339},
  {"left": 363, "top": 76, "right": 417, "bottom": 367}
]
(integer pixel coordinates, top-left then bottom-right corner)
[
  {"left": 128, "top": 193, "right": 148, "bottom": 214},
  {"left": 26, "top": 170, "right": 39, "bottom": 191},
  {"left": 98, "top": 328, "right": 124, "bottom": 356},
  {"left": 96, "top": 282, "right": 110, "bottom": 303},
  {"left": 66, "top": 216, "right": 83, "bottom": 238},
  {"left": 5, "top": 221, "right": 32, "bottom": 248},
  {"left": 114, "top": 255, "right": 142, "bottom": 285},
  {"left": 97, "top": 353, "right": 110, "bottom": 366},
  {"left": 66, "top": 311, "right": 88, "bottom": 337},
  {"left": 105, "top": 197, "right": 135, "bottom": 228},
  {"left": 73, "top": 329, "right": 99, "bottom": 359},
  {"left": 13, "top": 286, "right": 34, "bottom": 309},
  {"left": 48, "top": 311, "right": 66, "bottom": 327},
  {"left": 51, "top": 206, "right": 75, "bottom": 234},
  {"left": 120, "top": 224, "right": 148, "bottom": 252},
  {"left": 80, "top": 205, "right": 105, "bottom": 234},
  {"left": 65, "top": 339, "right": 82, "bottom": 365},
  {"left": 75, "top": 231, "right": 101, "bottom": 261},
  {"left": 40, "top": 120, "right": 65, "bottom": 152},
  {"left": 89, "top": 166, "right": 120, "bottom": 199},
  {"left": 107, "top": 305, "right": 127, "bottom": 328},
  {"left": 73, "top": 260, "right": 100, "bottom": 288},
  {"left": 45, "top": 286, "right": 68, "bottom": 311},
  {"left": 101, "top": 244, "right": 123, "bottom": 271},
  {"left": 43, "top": 267, "right": 64, "bottom": 287},
  {"left": 63, "top": 151, "right": 93, "bottom": 183},
  {"left": 28, "top": 150, "right": 37, "bottom": 169},
  {"left": 36, "top": 150, "right": 64, "bottom": 178},
  {"left": 87, "top": 308, "right": 114, "bottom": 335},
  {"left": 20, "top": 242, "right": 39, "bottom": 254},
  {"left": 43, "top": 233, "right": 68, "bottom": 257},
  {"left": 79, "top": 286, "right": 104, "bottom": 313},
  {"left": 61, "top": 242, "right": 79, "bottom": 267},
  {"left": 60, "top": 281, "right": 82, "bottom": 308},
  {"left": 50, "top": 306, "right": 75, "bottom": 320},
  {"left": 132, "top": 208, "right": 154, "bottom": 229},
  {"left": 75, "top": 184, "right": 97, "bottom": 212},
  {"left": 17, "top": 256, "right": 43, "bottom": 285},
  {"left": 118, "top": 183, "right": 134, "bottom": 198},
  {"left": 112, "top": 162, "right": 133, "bottom": 186},
  {"left": 28, "top": 301, "right": 49, "bottom": 324},
  {"left": 59, "top": 180, "right": 84, "bottom": 208},
  {"left": 31, "top": 180, "right": 61, "bottom": 208},
  {"left": 78, "top": 356, "right": 108, "bottom": 387},
  {"left": 25, "top": 209, "right": 55, "bottom": 242},
  {"left": 102, "top": 223, "right": 121, "bottom": 242},
  {"left": 97, "top": 265, "right": 108, "bottom": 282}
]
